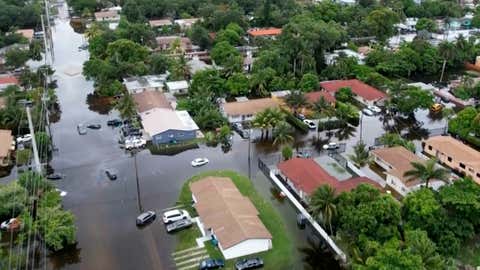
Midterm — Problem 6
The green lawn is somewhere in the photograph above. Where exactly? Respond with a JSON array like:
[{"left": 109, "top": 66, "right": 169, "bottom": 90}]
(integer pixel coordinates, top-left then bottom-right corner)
[{"left": 175, "top": 170, "right": 294, "bottom": 269}]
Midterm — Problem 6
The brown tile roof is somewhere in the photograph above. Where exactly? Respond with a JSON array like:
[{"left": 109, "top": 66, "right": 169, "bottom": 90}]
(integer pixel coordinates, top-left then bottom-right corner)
[
  {"left": 190, "top": 177, "right": 272, "bottom": 249},
  {"left": 305, "top": 91, "right": 336, "bottom": 104},
  {"left": 149, "top": 19, "right": 172, "bottom": 27},
  {"left": 320, "top": 79, "right": 387, "bottom": 101},
  {"left": 278, "top": 158, "right": 382, "bottom": 195},
  {"left": 133, "top": 91, "right": 171, "bottom": 113},
  {"left": 94, "top": 10, "right": 119, "bottom": 20},
  {"left": 222, "top": 98, "right": 279, "bottom": 116},
  {"left": 247, "top": 28, "right": 282, "bottom": 37},
  {"left": 0, "top": 130, "right": 13, "bottom": 158},
  {"left": 372, "top": 146, "right": 425, "bottom": 186},
  {"left": 424, "top": 136, "right": 480, "bottom": 170},
  {"left": 16, "top": 29, "right": 34, "bottom": 40}
]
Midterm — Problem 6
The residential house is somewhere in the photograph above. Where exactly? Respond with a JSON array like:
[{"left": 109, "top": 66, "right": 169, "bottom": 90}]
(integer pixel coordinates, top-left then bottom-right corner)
[
  {"left": 221, "top": 98, "right": 280, "bottom": 123},
  {"left": 324, "top": 49, "right": 365, "bottom": 65},
  {"left": 187, "top": 56, "right": 212, "bottom": 75},
  {"left": 371, "top": 146, "right": 440, "bottom": 196},
  {"left": 247, "top": 28, "right": 282, "bottom": 42},
  {"left": 16, "top": 29, "right": 34, "bottom": 42},
  {"left": 123, "top": 74, "right": 169, "bottom": 94},
  {"left": 0, "top": 76, "right": 19, "bottom": 91},
  {"left": 165, "top": 80, "right": 189, "bottom": 95},
  {"left": 424, "top": 136, "right": 480, "bottom": 185},
  {"left": 174, "top": 18, "right": 200, "bottom": 29},
  {"left": 305, "top": 91, "right": 336, "bottom": 106},
  {"left": 149, "top": 19, "right": 172, "bottom": 28},
  {"left": 0, "top": 130, "right": 14, "bottom": 167},
  {"left": 320, "top": 79, "right": 387, "bottom": 106},
  {"left": 133, "top": 91, "right": 172, "bottom": 113},
  {"left": 277, "top": 158, "right": 381, "bottom": 201},
  {"left": 140, "top": 108, "right": 198, "bottom": 144},
  {"left": 94, "top": 10, "right": 120, "bottom": 22},
  {"left": 155, "top": 36, "right": 192, "bottom": 52},
  {"left": 190, "top": 177, "right": 272, "bottom": 259}
]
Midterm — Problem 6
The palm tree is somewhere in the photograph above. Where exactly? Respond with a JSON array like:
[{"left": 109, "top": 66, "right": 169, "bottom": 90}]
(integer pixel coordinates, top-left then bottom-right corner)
[
  {"left": 348, "top": 141, "right": 371, "bottom": 167},
  {"left": 312, "top": 97, "right": 334, "bottom": 118},
  {"left": 264, "top": 107, "right": 285, "bottom": 139},
  {"left": 116, "top": 93, "right": 136, "bottom": 120},
  {"left": 309, "top": 185, "right": 337, "bottom": 235},
  {"left": 403, "top": 158, "right": 449, "bottom": 188},
  {"left": 252, "top": 111, "right": 268, "bottom": 140},
  {"left": 438, "top": 41, "right": 457, "bottom": 82},
  {"left": 273, "top": 121, "right": 294, "bottom": 146},
  {"left": 285, "top": 91, "right": 308, "bottom": 114}
]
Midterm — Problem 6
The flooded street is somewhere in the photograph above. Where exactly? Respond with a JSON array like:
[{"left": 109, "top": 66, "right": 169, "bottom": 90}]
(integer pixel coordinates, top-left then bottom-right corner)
[
  {"left": 21, "top": 3, "right": 313, "bottom": 270},
  {"left": 0, "top": 2, "right": 452, "bottom": 270}
]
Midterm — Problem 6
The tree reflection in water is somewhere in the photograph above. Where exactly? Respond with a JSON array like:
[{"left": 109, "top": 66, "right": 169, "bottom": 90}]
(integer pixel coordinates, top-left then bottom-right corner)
[{"left": 299, "top": 237, "right": 342, "bottom": 270}]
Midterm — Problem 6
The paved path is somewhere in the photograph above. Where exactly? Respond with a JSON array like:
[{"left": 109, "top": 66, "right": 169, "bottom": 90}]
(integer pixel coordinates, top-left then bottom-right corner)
[{"left": 172, "top": 246, "right": 208, "bottom": 270}]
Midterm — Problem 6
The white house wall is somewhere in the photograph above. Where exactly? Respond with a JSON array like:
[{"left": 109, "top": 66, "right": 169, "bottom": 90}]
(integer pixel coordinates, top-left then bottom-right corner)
[{"left": 220, "top": 239, "right": 272, "bottom": 259}]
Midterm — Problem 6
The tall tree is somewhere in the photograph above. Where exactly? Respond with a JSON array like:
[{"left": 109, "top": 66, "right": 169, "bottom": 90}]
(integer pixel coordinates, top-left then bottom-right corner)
[
  {"left": 403, "top": 158, "right": 449, "bottom": 188},
  {"left": 116, "top": 94, "right": 136, "bottom": 120},
  {"left": 349, "top": 141, "right": 371, "bottom": 167},
  {"left": 285, "top": 91, "right": 308, "bottom": 114},
  {"left": 273, "top": 121, "right": 294, "bottom": 146},
  {"left": 309, "top": 185, "right": 337, "bottom": 235}
]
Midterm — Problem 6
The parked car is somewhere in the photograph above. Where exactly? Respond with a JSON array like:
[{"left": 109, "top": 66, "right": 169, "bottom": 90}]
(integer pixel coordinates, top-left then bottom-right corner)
[
  {"left": 166, "top": 218, "right": 193, "bottom": 233},
  {"left": 136, "top": 211, "right": 156, "bottom": 226},
  {"left": 430, "top": 103, "right": 443, "bottom": 113},
  {"left": 296, "top": 151, "right": 311, "bottom": 158},
  {"left": 107, "top": 119, "right": 122, "bottom": 127},
  {"left": 125, "top": 138, "right": 147, "bottom": 150},
  {"left": 297, "top": 213, "right": 306, "bottom": 229},
  {"left": 199, "top": 258, "right": 225, "bottom": 270},
  {"left": 55, "top": 188, "right": 67, "bottom": 197},
  {"left": 46, "top": 173, "right": 64, "bottom": 180},
  {"left": 86, "top": 124, "right": 101, "bottom": 129},
  {"left": 105, "top": 169, "right": 117, "bottom": 180},
  {"left": 1, "top": 218, "right": 21, "bottom": 231},
  {"left": 322, "top": 142, "right": 339, "bottom": 150},
  {"left": 295, "top": 113, "right": 306, "bottom": 120},
  {"left": 362, "top": 108, "right": 374, "bottom": 116},
  {"left": 367, "top": 105, "right": 382, "bottom": 114},
  {"left": 162, "top": 209, "right": 189, "bottom": 224},
  {"left": 78, "top": 43, "right": 88, "bottom": 50},
  {"left": 303, "top": 119, "right": 317, "bottom": 130},
  {"left": 16, "top": 134, "right": 32, "bottom": 144},
  {"left": 191, "top": 158, "right": 209, "bottom": 167},
  {"left": 235, "top": 258, "right": 264, "bottom": 270},
  {"left": 77, "top": 124, "right": 87, "bottom": 135}
]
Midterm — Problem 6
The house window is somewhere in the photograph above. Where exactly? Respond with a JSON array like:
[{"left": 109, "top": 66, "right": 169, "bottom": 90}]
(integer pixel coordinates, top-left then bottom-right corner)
[
  {"left": 447, "top": 156, "right": 452, "bottom": 162},
  {"left": 169, "top": 134, "right": 174, "bottom": 138},
  {"left": 178, "top": 133, "right": 184, "bottom": 137},
  {"left": 428, "top": 145, "right": 432, "bottom": 150},
  {"left": 460, "top": 163, "right": 466, "bottom": 169}
]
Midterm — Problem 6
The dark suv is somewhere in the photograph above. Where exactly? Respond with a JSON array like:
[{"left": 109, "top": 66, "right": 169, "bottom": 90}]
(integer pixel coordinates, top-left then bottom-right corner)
[{"left": 136, "top": 211, "right": 156, "bottom": 226}]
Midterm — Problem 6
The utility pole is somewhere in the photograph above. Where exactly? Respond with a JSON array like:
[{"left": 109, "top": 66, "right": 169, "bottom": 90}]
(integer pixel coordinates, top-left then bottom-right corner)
[
  {"left": 133, "top": 150, "right": 143, "bottom": 213},
  {"left": 43, "top": 0, "right": 54, "bottom": 61},
  {"left": 40, "top": 15, "right": 49, "bottom": 65},
  {"left": 248, "top": 129, "right": 252, "bottom": 179},
  {"left": 26, "top": 106, "right": 42, "bottom": 174}
]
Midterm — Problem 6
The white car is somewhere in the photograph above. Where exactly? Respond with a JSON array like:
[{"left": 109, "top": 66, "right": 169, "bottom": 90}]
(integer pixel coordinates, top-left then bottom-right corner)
[
  {"left": 55, "top": 188, "right": 67, "bottom": 197},
  {"left": 362, "top": 108, "right": 374, "bottom": 116},
  {"left": 16, "top": 134, "right": 32, "bottom": 144},
  {"left": 323, "top": 142, "right": 339, "bottom": 150},
  {"left": 303, "top": 119, "right": 317, "bottom": 130},
  {"left": 191, "top": 158, "right": 209, "bottom": 167},
  {"left": 125, "top": 138, "right": 146, "bottom": 150},
  {"left": 162, "top": 209, "right": 190, "bottom": 224},
  {"left": 367, "top": 105, "right": 381, "bottom": 114}
]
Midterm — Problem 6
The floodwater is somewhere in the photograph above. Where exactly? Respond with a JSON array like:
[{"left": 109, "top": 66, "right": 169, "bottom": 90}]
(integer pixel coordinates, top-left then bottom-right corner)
[
  {"left": 0, "top": 2, "right": 336, "bottom": 270},
  {"left": 0, "top": 2, "right": 453, "bottom": 270}
]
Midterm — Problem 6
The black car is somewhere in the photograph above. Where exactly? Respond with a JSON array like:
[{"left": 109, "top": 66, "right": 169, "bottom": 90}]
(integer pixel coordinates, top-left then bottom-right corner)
[
  {"left": 87, "top": 124, "right": 101, "bottom": 129},
  {"left": 199, "top": 259, "right": 225, "bottom": 270},
  {"left": 105, "top": 170, "right": 117, "bottom": 180},
  {"left": 235, "top": 258, "right": 264, "bottom": 270},
  {"left": 166, "top": 219, "right": 193, "bottom": 233},
  {"left": 136, "top": 211, "right": 156, "bottom": 226},
  {"left": 107, "top": 119, "right": 122, "bottom": 127},
  {"left": 46, "top": 173, "right": 63, "bottom": 180}
]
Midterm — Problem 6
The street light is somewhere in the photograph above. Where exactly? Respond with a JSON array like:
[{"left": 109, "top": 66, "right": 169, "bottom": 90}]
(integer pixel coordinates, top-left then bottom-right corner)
[
  {"left": 132, "top": 149, "right": 143, "bottom": 213},
  {"left": 248, "top": 128, "right": 252, "bottom": 179}
]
